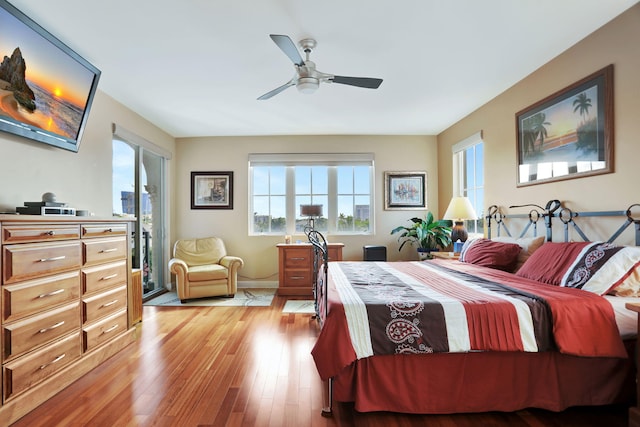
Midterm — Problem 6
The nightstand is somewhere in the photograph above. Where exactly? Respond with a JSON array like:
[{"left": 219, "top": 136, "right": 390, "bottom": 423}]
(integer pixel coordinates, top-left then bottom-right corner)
[
  {"left": 277, "top": 243, "right": 344, "bottom": 296},
  {"left": 430, "top": 251, "right": 460, "bottom": 260}
]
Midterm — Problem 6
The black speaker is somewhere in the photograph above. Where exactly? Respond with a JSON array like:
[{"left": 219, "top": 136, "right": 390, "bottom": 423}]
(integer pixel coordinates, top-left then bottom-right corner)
[{"left": 363, "top": 245, "right": 387, "bottom": 261}]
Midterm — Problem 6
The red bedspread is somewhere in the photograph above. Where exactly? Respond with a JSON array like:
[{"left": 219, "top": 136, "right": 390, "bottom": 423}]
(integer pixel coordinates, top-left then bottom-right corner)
[{"left": 312, "top": 260, "right": 627, "bottom": 381}]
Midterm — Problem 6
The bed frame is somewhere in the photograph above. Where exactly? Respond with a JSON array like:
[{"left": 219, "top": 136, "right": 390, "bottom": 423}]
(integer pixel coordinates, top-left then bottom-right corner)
[{"left": 307, "top": 201, "right": 640, "bottom": 416}]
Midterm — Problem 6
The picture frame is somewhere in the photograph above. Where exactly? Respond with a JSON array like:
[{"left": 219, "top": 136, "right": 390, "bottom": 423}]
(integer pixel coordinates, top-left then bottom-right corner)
[
  {"left": 384, "top": 171, "right": 427, "bottom": 210},
  {"left": 516, "top": 64, "right": 613, "bottom": 187},
  {"left": 190, "top": 171, "right": 233, "bottom": 210}
]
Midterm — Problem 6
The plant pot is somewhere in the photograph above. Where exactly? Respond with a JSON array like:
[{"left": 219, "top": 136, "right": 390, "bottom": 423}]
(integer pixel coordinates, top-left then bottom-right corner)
[{"left": 417, "top": 248, "right": 439, "bottom": 260}]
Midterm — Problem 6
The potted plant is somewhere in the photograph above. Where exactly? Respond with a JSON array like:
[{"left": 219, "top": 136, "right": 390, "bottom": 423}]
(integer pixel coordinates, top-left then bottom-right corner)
[{"left": 391, "top": 212, "right": 452, "bottom": 259}]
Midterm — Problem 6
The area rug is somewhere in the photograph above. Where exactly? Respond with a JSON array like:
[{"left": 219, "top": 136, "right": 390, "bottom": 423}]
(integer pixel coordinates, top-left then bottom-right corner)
[
  {"left": 282, "top": 300, "right": 315, "bottom": 314},
  {"left": 144, "top": 288, "right": 275, "bottom": 307}
]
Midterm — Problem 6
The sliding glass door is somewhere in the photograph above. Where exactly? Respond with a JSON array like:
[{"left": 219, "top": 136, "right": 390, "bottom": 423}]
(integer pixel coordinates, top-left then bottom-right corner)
[{"left": 113, "top": 138, "right": 166, "bottom": 299}]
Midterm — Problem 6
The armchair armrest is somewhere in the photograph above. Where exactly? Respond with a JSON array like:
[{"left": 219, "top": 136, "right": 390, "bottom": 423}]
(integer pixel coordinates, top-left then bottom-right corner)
[
  {"left": 169, "top": 258, "right": 189, "bottom": 274},
  {"left": 220, "top": 256, "right": 244, "bottom": 271}
]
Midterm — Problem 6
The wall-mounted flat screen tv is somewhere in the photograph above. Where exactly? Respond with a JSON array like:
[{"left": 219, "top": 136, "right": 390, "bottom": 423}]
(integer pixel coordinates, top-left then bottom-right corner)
[{"left": 0, "top": 0, "right": 100, "bottom": 152}]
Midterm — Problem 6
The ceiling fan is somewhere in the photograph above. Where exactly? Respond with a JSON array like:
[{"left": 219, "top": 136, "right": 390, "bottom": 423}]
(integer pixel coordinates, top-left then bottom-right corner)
[{"left": 257, "top": 34, "right": 383, "bottom": 100}]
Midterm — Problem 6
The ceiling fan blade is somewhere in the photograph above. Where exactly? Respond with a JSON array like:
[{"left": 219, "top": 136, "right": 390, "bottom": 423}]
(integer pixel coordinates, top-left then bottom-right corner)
[
  {"left": 332, "top": 76, "right": 383, "bottom": 89},
  {"left": 257, "top": 80, "right": 295, "bottom": 100},
  {"left": 270, "top": 34, "right": 305, "bottom": 66}
]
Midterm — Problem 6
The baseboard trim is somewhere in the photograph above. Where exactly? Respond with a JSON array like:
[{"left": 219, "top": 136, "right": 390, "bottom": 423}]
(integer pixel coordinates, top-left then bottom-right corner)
[{"left": 238, "top": 281, "right": 278, "bottom": 288}]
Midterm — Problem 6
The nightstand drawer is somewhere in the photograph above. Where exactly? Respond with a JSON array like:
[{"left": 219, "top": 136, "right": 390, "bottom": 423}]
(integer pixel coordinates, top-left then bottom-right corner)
[
  {"left": 283, "top": 269, "right": 312, "bottom": 286},
  {"left": 283, "top": 248, "right": 310, "bottom": 268}
]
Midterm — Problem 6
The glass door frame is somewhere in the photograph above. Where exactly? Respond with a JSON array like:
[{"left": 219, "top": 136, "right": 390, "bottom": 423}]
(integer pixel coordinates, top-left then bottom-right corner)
[{"left": 112, "top": 127, "right": 170, "bottom": 302}]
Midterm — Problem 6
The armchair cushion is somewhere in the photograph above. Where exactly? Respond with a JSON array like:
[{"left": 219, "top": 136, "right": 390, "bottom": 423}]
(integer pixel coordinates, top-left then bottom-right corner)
[{"left": 188, "top": 264, "right": 229, "bottom": 282}]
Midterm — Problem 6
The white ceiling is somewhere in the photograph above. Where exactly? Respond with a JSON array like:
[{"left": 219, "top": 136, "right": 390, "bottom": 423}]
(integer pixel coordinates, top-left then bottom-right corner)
[{"left": 8, "top": 0, "right": 639, "bottom": 138}]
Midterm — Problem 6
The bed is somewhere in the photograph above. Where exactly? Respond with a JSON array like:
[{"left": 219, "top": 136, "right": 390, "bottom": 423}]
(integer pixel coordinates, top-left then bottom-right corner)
[{"left": 307, "top": 202, "right": 640, "bottom": 415}]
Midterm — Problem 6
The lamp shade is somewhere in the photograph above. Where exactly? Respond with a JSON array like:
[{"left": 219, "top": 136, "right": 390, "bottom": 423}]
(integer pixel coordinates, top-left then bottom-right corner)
[
  {"left": 443, "top": 197, "right": 478, "bottom": 221},
  {"left": 300, "top": 204, "right": 323, "bottom": 217}
]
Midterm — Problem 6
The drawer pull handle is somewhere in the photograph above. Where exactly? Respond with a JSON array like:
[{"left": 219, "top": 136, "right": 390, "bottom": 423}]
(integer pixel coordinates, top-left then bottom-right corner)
[
  {"left": 103, "top": 324, "right": 119, "bottom": 334},
  {"left": 291, "top": 276, "right": 305, "bottom": 280},
  {"left": 38, "top": 289, "right": 65, "bottom": 298},
  {"left": 39, "top": 353, "right": 66, "bottom": 370},
  {"left": 290, "top": 257, "right": 306, "bottom": 260},
  {"left": 101, "top": 273, "right": 118, "bottom": 280},
  {"left": 39, "top": 321, "right": 65, "bottom": 333},
  {"left": 104, "top": 228, "right": 113, "bottom": 233},
  {"left": 101, "top": 299, "right": 118, "bottom": 308},
  {"left": 100, "top": 248, "right": 118, "bottom": 253},
  {"left": 44, "top": 230, "right": 56, "bottom": 236},
  {"left": 39, "top": 255, "right": 66, "bottom": 262}
]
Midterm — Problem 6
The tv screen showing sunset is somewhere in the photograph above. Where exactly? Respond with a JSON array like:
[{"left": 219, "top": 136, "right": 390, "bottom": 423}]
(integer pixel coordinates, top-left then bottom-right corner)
[{"left": 0, "top": 5, "right": 97, "bottom": 141}]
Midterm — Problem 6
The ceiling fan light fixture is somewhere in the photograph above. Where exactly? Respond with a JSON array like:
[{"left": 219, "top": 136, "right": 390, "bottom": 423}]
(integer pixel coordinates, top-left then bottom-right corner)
[{"left": 297, "top": 77, "right": 319, "bottom": 94}]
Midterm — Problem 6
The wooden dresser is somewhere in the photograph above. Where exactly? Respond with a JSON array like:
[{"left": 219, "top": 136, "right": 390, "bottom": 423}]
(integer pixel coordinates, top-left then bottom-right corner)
[
  {"left": 0, "top": 215, "right": 137, "bottom": 425},
  {"left": 277, "top": 242, "right": 343, "bottom": 296}
]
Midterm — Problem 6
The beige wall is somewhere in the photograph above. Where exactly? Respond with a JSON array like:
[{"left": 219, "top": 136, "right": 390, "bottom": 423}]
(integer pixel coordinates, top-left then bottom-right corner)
[
  {"left": 174, "top": 135, "right": 438, "bottom": 284},
  {"left": 0, "top": 90, "right": 175, "bottom": 216},
  {"left": 437, "top": 4, "right": 640, "bottom": 242}
]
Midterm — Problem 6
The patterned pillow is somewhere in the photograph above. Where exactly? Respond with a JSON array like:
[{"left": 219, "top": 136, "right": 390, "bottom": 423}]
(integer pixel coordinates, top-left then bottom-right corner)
[
  {"left": 515, "top": 242, "right": 592, "bottom": 286},
  {"left": 561, "top": 242, "right": 640, "bottom": 296}
]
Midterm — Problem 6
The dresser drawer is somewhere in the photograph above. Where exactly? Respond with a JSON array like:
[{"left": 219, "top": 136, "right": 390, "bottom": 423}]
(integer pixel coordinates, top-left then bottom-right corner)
[
  {"left": 3, "top": 331, "right": 82, "bottom": 402},
  {"left": 2, "top": 271, "right": 81, "bottom": 323},
  {"left": 83, "top": 237, "right": 127, "bottom": 266},
  {"left": 83, "top": 285, "right": 127, "bottom": 324},
  {"left": 81, "top": 223, "right": 128, "bottom": 239},
  {"left": 82, "top": 260, "right": 127, "bottom": 294},
  {"left": 283, "top": 247, "right": 311, "bottom": 268},
  {"left": 3, "top": 302, "right": 80, "bottom": 361},
  {"left": 2, "top": 224, "right": 80, "bottom": 244},
  {"left": 3, "top": 241, "right": 82, "bottom": 284},
  {"left": 83, "top": 309, "right": 127, "bottom": 352}
]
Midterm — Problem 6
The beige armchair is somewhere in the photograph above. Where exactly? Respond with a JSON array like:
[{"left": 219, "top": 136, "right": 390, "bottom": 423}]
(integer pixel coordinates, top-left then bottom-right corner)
[{"left": 168, "top": 237, "right": 244, "bottom": 303}]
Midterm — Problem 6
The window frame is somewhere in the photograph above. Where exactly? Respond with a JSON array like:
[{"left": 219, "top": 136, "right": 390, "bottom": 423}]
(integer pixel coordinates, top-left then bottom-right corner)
[
  {"left": 248, "top": 153, "right": 375, "bottom": 236},
  {"left": 452, "top": 132, "right": 484, "bottom": 237}
]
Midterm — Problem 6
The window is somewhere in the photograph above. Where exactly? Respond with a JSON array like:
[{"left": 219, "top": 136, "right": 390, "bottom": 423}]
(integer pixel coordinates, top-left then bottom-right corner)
[
  {"left": 249, "top": 153, "right": 374, "bottom": 235},
  {"left": 453, "top": 133, "right": 484, "bottom": 236}
]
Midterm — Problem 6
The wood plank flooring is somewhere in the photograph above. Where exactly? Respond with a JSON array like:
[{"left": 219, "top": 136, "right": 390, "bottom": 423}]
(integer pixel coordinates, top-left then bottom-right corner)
[{"left": 10, "top": 294, "right": 630, "bottom": 426}]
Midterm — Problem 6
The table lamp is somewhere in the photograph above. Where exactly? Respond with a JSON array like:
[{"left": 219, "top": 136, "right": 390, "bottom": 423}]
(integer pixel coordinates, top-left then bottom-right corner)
[
  {"left": 443, "top": 196, "right": 478, "bottom": 245},
  {"left": 300, "top": 204, "right": 323, "bottom": 230}
]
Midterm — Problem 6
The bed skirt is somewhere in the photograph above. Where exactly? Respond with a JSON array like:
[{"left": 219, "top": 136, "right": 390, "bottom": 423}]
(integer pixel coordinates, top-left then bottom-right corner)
[{"left": 331, "top": 339, "right": 636, "bottom": 414}]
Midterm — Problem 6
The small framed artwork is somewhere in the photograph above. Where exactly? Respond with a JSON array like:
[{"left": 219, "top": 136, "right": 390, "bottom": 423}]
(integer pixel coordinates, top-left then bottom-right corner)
[
  {"left": 191, "top": 171, "right": 234, "bottom": 209},
  {"left": 384, "top": 171, "right": 427, "bottom": 210},
  {"left": 516, "top": 64, "right": 613, "bottom": 186}
]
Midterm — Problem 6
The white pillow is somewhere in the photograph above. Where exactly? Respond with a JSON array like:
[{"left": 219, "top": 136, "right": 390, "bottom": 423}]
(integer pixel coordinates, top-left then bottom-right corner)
[{"left": 491, "top": 235, "right": 545, "bottom": 271}]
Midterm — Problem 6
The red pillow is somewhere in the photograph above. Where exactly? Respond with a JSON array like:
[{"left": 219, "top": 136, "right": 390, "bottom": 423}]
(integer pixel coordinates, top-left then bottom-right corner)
[
  {"left": 460, "top": 239, "right": 522, "bottom": 271},
  {"left": 515, "top": 242, "right": 592, "bottom": 285}
]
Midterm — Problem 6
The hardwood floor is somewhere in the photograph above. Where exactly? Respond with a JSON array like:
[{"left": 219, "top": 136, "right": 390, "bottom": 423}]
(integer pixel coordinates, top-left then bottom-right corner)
[{"left": 10, "top": 294, "right": 630, "bottom": 427}]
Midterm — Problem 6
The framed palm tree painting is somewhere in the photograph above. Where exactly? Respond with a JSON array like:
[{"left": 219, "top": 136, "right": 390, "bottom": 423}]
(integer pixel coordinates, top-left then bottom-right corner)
[{"left": 516, "top": 64, "right": 613, "bottom": 186}]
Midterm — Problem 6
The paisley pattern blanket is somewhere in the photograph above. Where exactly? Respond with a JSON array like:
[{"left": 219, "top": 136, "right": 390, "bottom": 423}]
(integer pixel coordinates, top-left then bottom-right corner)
[{"left": 312, "top": 260, "right": 627, "bottom": 379}]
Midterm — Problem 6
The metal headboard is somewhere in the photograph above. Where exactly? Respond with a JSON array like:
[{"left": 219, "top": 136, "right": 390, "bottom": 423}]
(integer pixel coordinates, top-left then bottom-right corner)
[
  {"left": 557, "top": 204, "right": 640, "bottom": 245},
  {"left": 306, "top": 228, "right": 329, "bottom": 323},
  {"left": 486, "top": 200, "right": 640, "bottom": 245}
]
